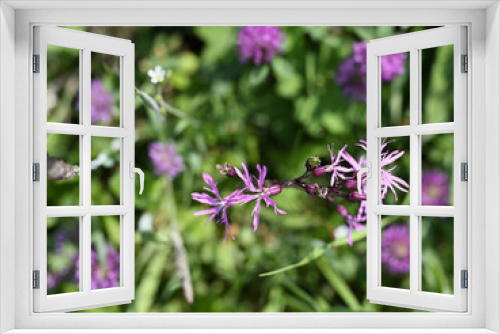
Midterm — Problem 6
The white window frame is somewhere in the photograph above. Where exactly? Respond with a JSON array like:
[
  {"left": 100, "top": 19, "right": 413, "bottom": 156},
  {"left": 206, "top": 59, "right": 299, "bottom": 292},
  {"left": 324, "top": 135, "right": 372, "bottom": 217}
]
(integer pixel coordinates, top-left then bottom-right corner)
[
  {"left": 366, "top": 26, "right": 468, "bottom": 312},
  {"left": 0, "top": 2, "right": 499, "bottom": 333},
  {"left": 33, "top": 26, "right": 136, "bottom": 313}
]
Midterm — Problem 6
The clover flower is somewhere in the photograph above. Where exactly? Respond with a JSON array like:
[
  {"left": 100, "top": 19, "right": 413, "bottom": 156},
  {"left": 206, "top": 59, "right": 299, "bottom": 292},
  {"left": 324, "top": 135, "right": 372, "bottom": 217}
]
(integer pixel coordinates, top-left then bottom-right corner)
[
  {"left": 336, "top": 42, "right": 368, "bottom": 103},
  {"left": 90, "top": 79, "right": 114, "bottom": 125},
  {"left": 235, "top": 163, "right": 286, "bottom": 232},
  {"left": 192, "top": 173, "right": 254, "bottom": 241},
  {"left": 336, "top": 42, "right": 406, "bottom": 103},
  {"left": 381, "top": 225, "right": 410, "bottom": 275},
  {"left": 148, "top": 142, "right": 185, "bottom": 179},
  {"left": 421, "top": 170, "right": 449, "bottom": 206},
  {"left": 381, "top": 52, "right": 407, "bottom": 81},
  {"left": 148, "top": 65, "right": 166, "bottom": 84},
  {"left": 237, "top": 26, "right": 285, "bottom": 64}
]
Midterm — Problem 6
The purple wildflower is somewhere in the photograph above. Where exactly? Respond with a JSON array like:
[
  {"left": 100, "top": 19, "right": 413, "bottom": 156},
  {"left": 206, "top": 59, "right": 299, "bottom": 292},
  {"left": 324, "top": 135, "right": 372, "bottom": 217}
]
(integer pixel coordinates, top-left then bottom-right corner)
[
  {"left": 381, "top": 52, "right": 407, "bottom": 81},
  {"left": 148, "top": 142, "right": 185, "bottom": 179},
  {"left": 237, "top": 26, "right": 285, "bottom": 64},
  {"left": 192, "top": 173, "right": 254, "bottom": 241},
  {"left": 336, "top": 42, "right": 368, "bottom": 103},
  {"left": 90, "top": 79, "right": 114, "bottom": 125},
  {"left": 422, "top": 170, "right": 449, "bottom": 206},
  {"left": 91, "top": 246, "right": 120, "bottom": 290},
  {"left": 312, "top": 144, "right": 352, "bottom": 187},
  {"left": 337, "top": 204, "right": 366, "bottom": 246},
  {"left": 235, "top": 163, "right": 286, "bottom": 232},
  {"left": 75, "top": 246, "right": 120, "bottom": 290},
  {"left": 381, "top": 225, "right": 410, "bottom": 275},
  {"left": 336, "top": 42, "right": 406, "bottom": 103}
]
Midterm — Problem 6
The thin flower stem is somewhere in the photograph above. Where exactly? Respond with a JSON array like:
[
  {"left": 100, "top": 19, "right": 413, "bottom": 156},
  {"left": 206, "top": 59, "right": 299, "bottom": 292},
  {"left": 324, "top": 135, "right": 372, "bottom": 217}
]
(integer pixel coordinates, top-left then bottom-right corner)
[{"left": 165, "top": 176, "right": 194, "bottom": 304}]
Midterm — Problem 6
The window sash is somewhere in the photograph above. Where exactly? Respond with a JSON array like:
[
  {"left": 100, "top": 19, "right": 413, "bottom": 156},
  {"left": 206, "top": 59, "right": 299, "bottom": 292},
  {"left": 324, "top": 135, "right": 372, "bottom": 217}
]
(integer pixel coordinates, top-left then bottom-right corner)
[
  {"left": 33, "top": 26, "right": 135, "bottom": 313},
  {"left": 366, "top": 26, "right": 468, "bottom": 312}
]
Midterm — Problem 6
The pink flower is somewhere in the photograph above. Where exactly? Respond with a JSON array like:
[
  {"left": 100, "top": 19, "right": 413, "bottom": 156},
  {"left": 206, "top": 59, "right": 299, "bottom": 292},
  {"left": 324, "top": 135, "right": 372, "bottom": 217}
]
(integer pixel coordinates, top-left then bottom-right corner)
[
  {"left": 235, "top": 163, "right": 286, "bottom": 232},
  {"left": 337, "top": 204, "right": 366, "bottom": 246},
  {"left": 237, "top": 26, "right": 285, "bottom": 64},
  {"left": 312, "top": 144, "right": 352, "bottom": 186},
  {"left": 382, "top": 225, "right": 410, "bottom": 274},
  {"left": 191, "top": 173, "right": 254, "bottom": 241}
]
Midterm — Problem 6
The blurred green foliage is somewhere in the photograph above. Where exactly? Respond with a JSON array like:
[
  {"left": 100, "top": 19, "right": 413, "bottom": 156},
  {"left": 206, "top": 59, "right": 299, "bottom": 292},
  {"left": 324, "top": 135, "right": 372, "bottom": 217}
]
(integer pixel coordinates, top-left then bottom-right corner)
[{"left": 45, "top": 26, "right": 455, "bottom": 313}]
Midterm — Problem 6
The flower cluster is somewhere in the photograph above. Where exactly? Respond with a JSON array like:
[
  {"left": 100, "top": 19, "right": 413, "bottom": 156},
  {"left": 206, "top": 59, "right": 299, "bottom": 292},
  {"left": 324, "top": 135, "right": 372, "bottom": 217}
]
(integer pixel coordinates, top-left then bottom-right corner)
[
  {"left": 237, "top": 26, "right": 286, "bottom": 64},
  {"left": 422, "top": 170, "right": 449, "bottom": 206},
  {"left": 148, "top": 142, "right": 185, "bottom": 179},
  {"left": 192, "top": 139, "right": 409, "bottom": 244},
  {"left": 336, "top": 42, "right": 406, "bottom": 103},
  {"left": 75, "top": 246, "right": 120, "bottom": 290},
  {"left": 381, "top": 225, "right": 410, "bottom": 274},
  {"left": 90, "top": 79, "right": 114, "bottom": 125}
]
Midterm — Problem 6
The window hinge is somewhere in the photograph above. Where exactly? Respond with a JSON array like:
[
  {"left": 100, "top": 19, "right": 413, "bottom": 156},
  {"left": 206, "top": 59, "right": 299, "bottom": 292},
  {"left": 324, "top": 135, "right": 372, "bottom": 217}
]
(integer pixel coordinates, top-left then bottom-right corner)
[
  {"left": 33, "top": 163, "right": 40, "bottom": 182},
  {"left": 33, "top": 54, "right": 40, "bottom": 73},
  {"left": 461, "top": 54, "right": 468, "bottom": 73},
  {"left": 461, "top": 162, "right": 468, "bottom": 181},
  {"left": 33, "top": 270, "right": 40, "bottom": 289},
  {"left": 461, "top": 270, "right": 468, "bottom": 289}
]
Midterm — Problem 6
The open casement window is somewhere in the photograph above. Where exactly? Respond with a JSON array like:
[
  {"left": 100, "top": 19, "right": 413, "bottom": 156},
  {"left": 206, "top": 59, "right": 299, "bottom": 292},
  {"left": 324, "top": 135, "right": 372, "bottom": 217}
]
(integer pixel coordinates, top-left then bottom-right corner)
[
  {"left": 33, "top": 26, "right": 139, "bottom": 312},
  {"left": 365, "top": 26, "right": 467, "bottom": 312}
]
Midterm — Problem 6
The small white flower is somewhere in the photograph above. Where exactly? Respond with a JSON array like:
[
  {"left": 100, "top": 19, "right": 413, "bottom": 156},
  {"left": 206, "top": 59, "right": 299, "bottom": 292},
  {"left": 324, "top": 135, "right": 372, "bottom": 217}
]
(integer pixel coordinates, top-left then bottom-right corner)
[
  {"left": 147, "top": 65, "right": 166, "bottom": 84},
  {"left": 334, "top": 225, "right": 349, "bottom": 240},
  {"left": 138, "top": 212, "right": 154, "bottom": 232},
  {"left": 91, "top": 153, "right": 114, "bottom": 170}
]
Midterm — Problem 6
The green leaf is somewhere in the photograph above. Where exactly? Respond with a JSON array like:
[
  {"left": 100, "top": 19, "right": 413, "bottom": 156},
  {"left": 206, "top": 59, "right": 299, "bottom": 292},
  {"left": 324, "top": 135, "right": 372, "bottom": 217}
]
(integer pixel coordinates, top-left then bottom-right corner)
[
  {"left": 135, "top": 88, "right": 165, "bottom": 139},
  {"left": 282, "top": 276, "right": 324, "bottom": 312},
  {"left": 260, "top": 217, "right": 395, "bottom": 277},
  {"left": 194, "top": 26, "right": 237, "bottom": 65},
  {"left": 316, "top": 256, "right": 361, "bottom": 311},
  {"left": 135, "top": 246, "right": 169, "bottom": 312},
  {"left": 271, "top": 58, "right": 303, "bottom": 98},
  {"left": 259, "top": 247, "right": 325, "bottom": 277},
  {"left": 248, "top": 65, "right": 270, "bottom": 87}
]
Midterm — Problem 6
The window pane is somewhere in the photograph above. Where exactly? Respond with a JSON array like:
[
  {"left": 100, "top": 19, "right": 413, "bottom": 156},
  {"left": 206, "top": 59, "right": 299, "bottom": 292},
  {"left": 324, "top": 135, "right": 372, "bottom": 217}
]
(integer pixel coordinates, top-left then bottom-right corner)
[
  {"left": 421, "top": 45, "right": 454, "bottom": 124},
  {"left": 91, "top": 52, "right": 120, "bottom": 127},
  {"left": 421, "top": 133, "right": 454, "bottom": 206},
  {"left": 381, "top": 216, "right": 410, "bottom": 290},
  {"left": 421, "top": 216, "right": 454, "bottom": 294},
  {"left": 380, "top": 52, "right": 410, "bottom": 127},
  {"left": 91, "top": 216, "right": 121, "bottom": 290},
  {"left": 47, "top": 45, "right": 80, "bottom": 124},
  {"left": 47, "top": 217, "right": 80, "bottom": 295},
  {"left": 47, "top": 133, "right": 80, "bottom": 206},
  {"left": 91, "top": 137, "right": 121, "bottom": 205},
  {"left": 380, "top": 137, "right": 410, "bottom": 205}
]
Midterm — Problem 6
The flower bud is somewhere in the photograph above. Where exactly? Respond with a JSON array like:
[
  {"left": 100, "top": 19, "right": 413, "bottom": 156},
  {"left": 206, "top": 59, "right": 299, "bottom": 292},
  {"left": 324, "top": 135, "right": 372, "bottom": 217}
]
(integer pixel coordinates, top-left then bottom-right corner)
[
  {"left": 267, "top": 184, "right": 283, "bottom": 196},
  {"left": 345, "top": 179, "right": 357, "bottom": 189},
  {"left": 350, "top": 191, "right": 367, "bottom": 201},
  {"left": 216, "top": 162, "right": 236, "bottom": 177},
  {"left": 312, "top": 165, "right": 330, "bottom": 177},
  {"left": 306, "top": 156, "right": 322, "bottom": 171},
  {"left": 305, "top": 184, "right": 316, "bottom": 196},
  {"left": 337, "top": 204, "right": 349, "bottom": 218}
]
